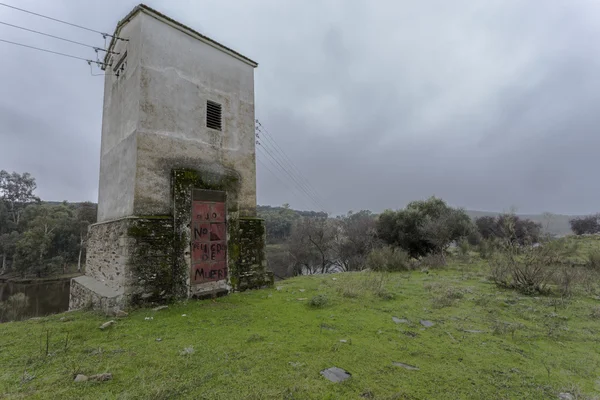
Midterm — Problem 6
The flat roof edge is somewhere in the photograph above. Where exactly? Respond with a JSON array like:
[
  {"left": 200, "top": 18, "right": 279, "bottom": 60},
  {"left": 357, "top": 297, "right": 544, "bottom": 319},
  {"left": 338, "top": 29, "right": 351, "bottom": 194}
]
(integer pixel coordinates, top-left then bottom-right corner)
[{"left": 105, "top": 4, "right": 258, "bottom": 68}]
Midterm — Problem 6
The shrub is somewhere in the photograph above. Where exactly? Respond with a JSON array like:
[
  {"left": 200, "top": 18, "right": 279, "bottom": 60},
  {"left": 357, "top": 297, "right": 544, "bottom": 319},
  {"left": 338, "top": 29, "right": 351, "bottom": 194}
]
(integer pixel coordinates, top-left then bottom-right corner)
[
  {"left": 336, "top": 271, "right": 391, "bottom": 299},
  {"left": 477, "top": 239, "right": 496, "bottom": 259},
  {"left": 366, "top": 246, "right": 410, "bottom": 272},
  {"left": 308, "top": 294, "right": 328, "bottom": 308},
  {"left": 569, "top": 215, "right": 600, "bottom": 235},
  {"left": 490, "top": 243, "right": 558, "bottom": 295},
  {"left": 376, "top": 197, "right": 473, "bottom": 258},
  {"left": 429, "top": 284, "right": 464, "bottom": 309},
  {"left": 419, "top": 254, "right": 446, "bottom": 269},
  {"left": 457, "top": 239, "right": 470, "bottom": 259},
  {"left": 590, "top": 306, "right": 600, "bottom": 319},
  {"left": 588, "top": 250, "right": 600, "bottom": 271}
]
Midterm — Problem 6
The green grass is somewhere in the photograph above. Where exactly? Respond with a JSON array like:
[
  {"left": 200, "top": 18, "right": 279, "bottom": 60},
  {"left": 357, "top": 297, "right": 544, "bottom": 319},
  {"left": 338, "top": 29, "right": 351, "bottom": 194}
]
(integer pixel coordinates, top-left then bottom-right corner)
[{"left": 2, "top": 262, "right": 600, "bottom": 399}]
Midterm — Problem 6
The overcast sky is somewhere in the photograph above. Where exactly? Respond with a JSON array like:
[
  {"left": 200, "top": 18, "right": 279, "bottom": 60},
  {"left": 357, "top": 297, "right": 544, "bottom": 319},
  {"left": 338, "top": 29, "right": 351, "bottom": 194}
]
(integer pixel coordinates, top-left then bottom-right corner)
[{"left": 1, "top": 0, "right": 599, "bottom": 215}]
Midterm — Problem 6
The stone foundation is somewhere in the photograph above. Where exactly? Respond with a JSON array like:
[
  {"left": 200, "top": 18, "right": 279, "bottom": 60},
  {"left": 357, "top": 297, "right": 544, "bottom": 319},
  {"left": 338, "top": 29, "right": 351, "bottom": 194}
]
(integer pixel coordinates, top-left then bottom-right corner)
[{"left": 70, "top": 169, "right": 272, "bottom": 312}]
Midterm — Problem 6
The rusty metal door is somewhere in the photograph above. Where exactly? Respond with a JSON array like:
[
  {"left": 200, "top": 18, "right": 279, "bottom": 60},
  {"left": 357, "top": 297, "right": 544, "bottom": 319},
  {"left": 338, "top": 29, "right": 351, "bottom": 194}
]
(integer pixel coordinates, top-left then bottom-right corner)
[{"left": 191, "top": 190, "right": 227, "bottom": 284}]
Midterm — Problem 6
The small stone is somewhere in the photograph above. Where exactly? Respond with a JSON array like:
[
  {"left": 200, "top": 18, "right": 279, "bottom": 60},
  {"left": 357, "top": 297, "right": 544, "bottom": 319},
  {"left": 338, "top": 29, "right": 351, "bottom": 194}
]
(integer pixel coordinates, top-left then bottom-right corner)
[
  {"left": 558, "top": 393, "right": 574, "bottom": 400},
  {"left": 393, "top": 362, "right": 419, "bottom": 370},
  {"left": 420, "top": 320, "right": 434, "bottom": 327},
  {"left": 99, "top": 320, "right": 116, "bottom": 330},
  {"left": 156, "top": 338, "right": 162, "bottom": 342},
  {"left": 89, "top": 373, "right": 112, "bottom": 382},
  {"left": 153, "top": 305, "right": 168, "bottom": 311},
  {"left": 297, "top": 298, "right": 307, "bottom": 301},
  {"left": 320, "top": 367, "right": 351, "bottom": 382},
  {"left": 339, "top": 339, "right": 347, "bottom": 343},
  {"left": 332, "top": 278, "right": 337, "bottom": 281},
  {"left": 276, "top": 286, "right": 283, "bottom": 291},
  {"left": 299, "top": 289, "right": 306, "bottom": 292},
  {"left": 144, "top": 317, "right": 153, "bottom": 321},
  {"left": 141, "top": 293, "right": 152, "bottom": 299},
  {"left": 392, "top": 317, "right": 408, "bottom": 324},
  {"left": 74, "top": 374, "right": 88, "bottom": 382},
  {"left": 115, "top": 310, "right": 128, "bottom": 318},
  {"left": 180, "top": 346, "right": 194, "bottom": 355},
  {"left": 59, "top": 317, "right": 66, "bottom": 321},
  {"left": 21, "top": 372, "right": 35, "bottom": 383},
  {"left": 181, "top": 314, "right": 187, "bottom": 317}
]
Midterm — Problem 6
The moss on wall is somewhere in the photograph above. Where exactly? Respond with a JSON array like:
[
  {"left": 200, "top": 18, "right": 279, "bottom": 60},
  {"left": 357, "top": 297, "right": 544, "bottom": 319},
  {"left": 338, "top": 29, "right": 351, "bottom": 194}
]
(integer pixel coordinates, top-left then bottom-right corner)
[
  {"left": 126, "top": 216, "right": 174, "bottom": 305},
  {"left": 171, "top": 168, "right": 241, "bottom": 296},
  {"left": 236, "top": 217, "right": 274, "bottom": 291},
  {"left": 121, "top": 168, "right": 269, "bottom": 306},
  {"left": 171, "top": 168, "right": 271, "bottom": 293}
]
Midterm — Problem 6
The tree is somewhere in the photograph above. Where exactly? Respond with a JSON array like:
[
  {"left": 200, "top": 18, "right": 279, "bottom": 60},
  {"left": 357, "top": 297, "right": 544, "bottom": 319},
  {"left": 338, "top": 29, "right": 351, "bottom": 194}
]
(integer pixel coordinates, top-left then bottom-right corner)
[
  {"left": 333, "top": 210, "right": 378, "bottom": 271},
  {"left": 14, "top": 203, "right": 73, "bottom": 277},
  {"left": 0, "top": 231, "right": 19, "bottom": 274},
  {"left": 475, "top": 214, "right": 542, "bottom": 245},
  {"left": 376, "top": 197, "right": 473, "bottom": 258},
  {"left": 75, "top": 202, "right": 97, "bottom": 272},
  {"left": 475, "top": 216, "right": 497, "bottom": 240},
  {"left": 569, "top": 215, "right": 599, "bottom": 235},
  {"left": 420, "top": 207, "right": 473, "bottom": 263},
  {"left": 0, "top": 171, "right": 40, "bottom": 226},
  {"left": 259, "top": 204, "right": 298, "bottom": 243},
  {"left": 288, "top": 217, "right": 335, "bottom": 275},
  {"left": 496, "top": 214, "right": 542, "bottom": 245}
]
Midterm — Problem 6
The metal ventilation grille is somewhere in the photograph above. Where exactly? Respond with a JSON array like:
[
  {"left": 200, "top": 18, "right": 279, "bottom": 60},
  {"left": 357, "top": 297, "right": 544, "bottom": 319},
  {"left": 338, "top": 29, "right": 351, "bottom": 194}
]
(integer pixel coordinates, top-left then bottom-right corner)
[{"left": 206, "top": 100, "right": 222, "bottom": 131}]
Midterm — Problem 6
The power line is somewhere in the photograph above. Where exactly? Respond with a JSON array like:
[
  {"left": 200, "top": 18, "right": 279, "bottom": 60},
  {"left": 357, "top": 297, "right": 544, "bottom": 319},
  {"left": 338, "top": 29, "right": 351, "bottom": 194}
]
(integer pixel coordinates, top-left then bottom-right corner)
[
  {"left": 255, "top": 123, "right": 328, "bottom": 212},
  {"left": 258, "top": 123, "right": 326, "bottom": 208},
  {"left": 256, "top": 153, "right": 311, "bottom": 210},
  {"left": 255, "top": 120, "right": 328, "bottom": 210},
  {"left": 256, "top": 126, "right": 327, "bottom": 212},
  {"left": 0, "top": 2, "right": 127, "bottom": 41},
  {"left": 0, "top": 38, "right": 107, "bottom": 67},
  {"left": 256, "top": 133, "right": 325, "bottom": 212},
  {"left": 0, "top": 20, "right": 119, "bottom": 54}
]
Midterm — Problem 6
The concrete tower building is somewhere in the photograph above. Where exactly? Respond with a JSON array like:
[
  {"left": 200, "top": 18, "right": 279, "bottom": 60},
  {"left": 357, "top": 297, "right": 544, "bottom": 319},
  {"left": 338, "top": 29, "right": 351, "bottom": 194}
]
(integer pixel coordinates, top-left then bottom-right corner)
[{"left": 70, "top": 4, "right": 272, "bottom": 312}]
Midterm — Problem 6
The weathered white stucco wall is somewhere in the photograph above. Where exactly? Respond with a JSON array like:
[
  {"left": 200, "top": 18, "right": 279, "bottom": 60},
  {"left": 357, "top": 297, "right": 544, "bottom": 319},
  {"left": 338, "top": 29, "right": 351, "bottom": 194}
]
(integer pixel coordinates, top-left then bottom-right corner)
[
  {"left": 96, "top": 10, "right": 257, "bottom": 221},
  {"left": 133, "top": 12, "right": 257, "bottom": 216},
  {"left": 97, "top": 14, "right": 143, "bottom": 222}
]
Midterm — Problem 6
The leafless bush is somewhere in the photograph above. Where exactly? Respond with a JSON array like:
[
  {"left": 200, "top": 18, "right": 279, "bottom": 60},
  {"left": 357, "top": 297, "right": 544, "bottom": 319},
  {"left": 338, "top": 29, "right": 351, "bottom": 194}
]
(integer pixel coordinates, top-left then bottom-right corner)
[
  {"left": 590, "top": 306, "right": 600, "bottom": 319},
  {"left": 491, "top": 320, "right": 522, "bottom": 338},
  {"left": 426, "top": 283, "right": 464, "bottom": 308},
  {"left": 366, "top": 246, "right": 410, "bottom": 272},
  {"left": 336, "top": 271, "right": 391, "bottom": 299},
  {"left": 419, "top": 254, "right": 446, "bottom": 269},
  {"left": 588, "top": 250, "right": 600, "bottom": 271}
]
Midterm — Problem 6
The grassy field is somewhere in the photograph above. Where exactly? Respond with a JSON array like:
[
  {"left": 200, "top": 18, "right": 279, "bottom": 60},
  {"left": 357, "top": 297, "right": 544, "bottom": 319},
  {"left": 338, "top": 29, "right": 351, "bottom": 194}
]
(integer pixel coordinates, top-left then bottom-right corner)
[{"left": 2, "top": 248, "right": 600, "bottom": 399}]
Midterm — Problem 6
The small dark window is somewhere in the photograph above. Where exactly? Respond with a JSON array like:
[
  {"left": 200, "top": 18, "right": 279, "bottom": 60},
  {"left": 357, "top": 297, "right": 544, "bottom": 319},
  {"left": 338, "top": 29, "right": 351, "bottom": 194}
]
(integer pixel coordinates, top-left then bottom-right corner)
[{"left": 206, "top": 100, "right": 222, "bottom": 131}]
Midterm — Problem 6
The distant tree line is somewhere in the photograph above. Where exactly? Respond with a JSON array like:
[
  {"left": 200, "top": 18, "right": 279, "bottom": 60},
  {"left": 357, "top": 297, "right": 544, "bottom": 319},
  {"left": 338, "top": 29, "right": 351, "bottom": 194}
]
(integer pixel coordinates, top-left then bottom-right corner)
[
  {"left": 0, "top": 171, "right": 97, "bottom": 277},
  {"left": 262, "top": 196, "right": 545, "bottom": 276}
]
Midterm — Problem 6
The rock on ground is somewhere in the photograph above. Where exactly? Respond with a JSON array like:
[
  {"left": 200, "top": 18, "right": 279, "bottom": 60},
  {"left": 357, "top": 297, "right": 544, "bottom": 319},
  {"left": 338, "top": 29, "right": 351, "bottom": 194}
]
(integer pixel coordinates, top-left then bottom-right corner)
[
  {"left": 393, "top": 362, "right": 419, "bottom": 370},
  {"left": 99, "top": 320, "right": 116, "bottom": 330},
  {"left": 74, "top": 374, "right": 88, "bottom": 382},
  {"left": 89, "top": 373, "right": 112, "bottom": 382},
  {"left": 152, "top": 305, "right": 168, "bottom": 311},
  {"left": 320, "top": 367, "right": 351, "bottom": 383}
]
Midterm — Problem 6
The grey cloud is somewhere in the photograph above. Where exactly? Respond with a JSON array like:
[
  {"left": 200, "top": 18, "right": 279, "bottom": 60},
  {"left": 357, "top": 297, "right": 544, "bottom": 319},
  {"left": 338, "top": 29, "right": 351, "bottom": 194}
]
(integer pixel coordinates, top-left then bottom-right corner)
[{"left": 1, "top": 0, "right": 599, "bottom": 215}]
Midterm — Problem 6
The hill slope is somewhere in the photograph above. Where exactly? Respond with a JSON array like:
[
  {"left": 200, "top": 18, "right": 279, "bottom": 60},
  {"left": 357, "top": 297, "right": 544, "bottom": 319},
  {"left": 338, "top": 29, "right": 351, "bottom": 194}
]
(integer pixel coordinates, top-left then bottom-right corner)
[{"left": 1, "top": 264, "right": 599, "bottom": 399}]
